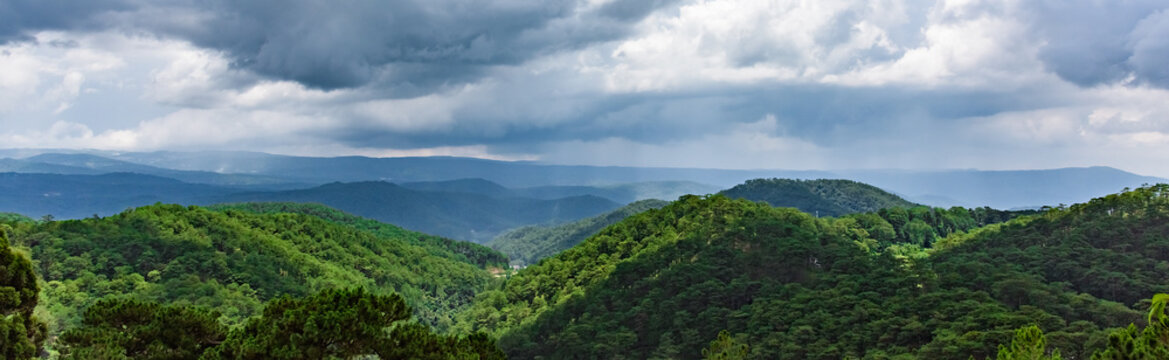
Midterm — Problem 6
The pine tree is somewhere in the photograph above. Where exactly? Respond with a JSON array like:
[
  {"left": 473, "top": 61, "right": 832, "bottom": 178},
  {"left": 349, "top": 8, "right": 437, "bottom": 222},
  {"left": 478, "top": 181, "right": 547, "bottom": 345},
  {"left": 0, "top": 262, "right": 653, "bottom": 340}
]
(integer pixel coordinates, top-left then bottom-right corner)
[
  {"left": 995, "top": 325, "right": 1062, "bottom": 360},
  {"left": 0, "top": 225, "right": 45, "bottom": 359},
  {"left": 58, "top": 299, "right": 226, "bottom": 359},
  {"left": 1092, "top": 294, "right": 1169, "bottom": 360},
  {"left": 702, "top": 330, "right": 749, "bottom": 360}
]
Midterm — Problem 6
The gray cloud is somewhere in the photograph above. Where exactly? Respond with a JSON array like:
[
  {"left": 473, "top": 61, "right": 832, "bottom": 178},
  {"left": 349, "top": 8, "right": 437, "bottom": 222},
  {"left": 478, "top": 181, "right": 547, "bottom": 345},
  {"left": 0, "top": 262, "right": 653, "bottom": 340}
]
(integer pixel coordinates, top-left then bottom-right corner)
[
  {"left": 323, "top": 81, "right": 1063, "bottom": 153},
  {"left": 1026, "top": 1, "right": 1169, "bottom": 88},
  {"left": 2, "top": 0, "right": 679, "bottom": 90},
  {"left": 0, "top": 0, "right": 129, "bottom": 43},
  {"left": 6, "top": 0, "right": 1169, "bottom": 176}
]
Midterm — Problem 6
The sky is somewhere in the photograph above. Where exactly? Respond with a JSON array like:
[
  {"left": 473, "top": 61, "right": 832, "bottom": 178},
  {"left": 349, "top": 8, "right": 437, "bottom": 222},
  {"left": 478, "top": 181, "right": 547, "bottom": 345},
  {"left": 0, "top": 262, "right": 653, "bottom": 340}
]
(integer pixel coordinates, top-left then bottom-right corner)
[{"left": 2, "top": 0, "right": 1169, "bottom": 176}]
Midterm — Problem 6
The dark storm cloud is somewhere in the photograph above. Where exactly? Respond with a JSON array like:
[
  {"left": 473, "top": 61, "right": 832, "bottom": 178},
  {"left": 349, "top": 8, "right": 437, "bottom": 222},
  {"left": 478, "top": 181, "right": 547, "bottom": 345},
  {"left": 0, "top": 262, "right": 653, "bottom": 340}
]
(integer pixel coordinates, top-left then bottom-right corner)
[
  {"left": 1, "top": 0, "right": 679, "bottom": 90},
  {"left": 0, "top": 0, "right": 129, "bottom": 43},
  {"left": 1026, "top": 1, "right": 1169, "bottom": 88},
  {"left": 324, "top": 83, "right": 1058, "bottom": 151}
]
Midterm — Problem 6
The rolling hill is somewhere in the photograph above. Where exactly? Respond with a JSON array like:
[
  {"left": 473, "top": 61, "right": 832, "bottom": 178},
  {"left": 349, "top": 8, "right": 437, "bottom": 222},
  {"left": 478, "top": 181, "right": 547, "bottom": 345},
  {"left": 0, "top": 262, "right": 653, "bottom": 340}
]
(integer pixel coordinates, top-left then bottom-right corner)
[
  {"left": 217, "top": 181, "right": 621, "bottom": 243},
  {"left": 719, "top": 178, "right": 919, "bottom": 217},
  {"left": 488, "top": 199, "right": 670, "bottom": 267},
  {"left": 0, "top": 203, "right": 502, "bottom": 340},
  {"left": 399, "top": 178, "right": 719, "bottom": 204},
  {"left": 0, "top": 172, "right": 233, "bottom": 219},
  {"left": 0, "top": 173, "right": 622, "bottom": 243},
  {"left": 455, "top": 186, "right": 1169, "bottom": 359}
]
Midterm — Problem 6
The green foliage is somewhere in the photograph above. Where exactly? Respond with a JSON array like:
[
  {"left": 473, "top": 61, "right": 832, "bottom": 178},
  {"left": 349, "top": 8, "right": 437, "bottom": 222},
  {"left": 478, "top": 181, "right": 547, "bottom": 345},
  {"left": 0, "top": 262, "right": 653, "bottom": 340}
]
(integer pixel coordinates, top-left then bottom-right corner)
[
  {"left": 0, "top": 214, "right": 32, "bottom": 224},
  {"left": 2, "top": 204, "right": 498, "bottom": 348},
  {"left": 489, "top": 199, "right": 669, "bottom": 266},
  {"left": 703, "top": 330, "right": 749, "bottom": 360},
  {"left": 58, "top": 298, "right": 226, "bottom": 359},
  {"left": 1091, "top": 293, "right": 1169, "bottom": 360},
  {"left": 0, "top": 225, "right": 46, "bottom": 359},
  {"left": 205, "top": 288, "right": 505, "bottom": 360},
  {"left": 207, "top": 202, "right": 509, "bottom": 268},
  {"left": 719, "top": 178, "right": 918, "bottom": 217},
  {"left": 995, "top": 326, "right": 1062, "bottom": 360},
  {"left": 457, "top": 186, "right": 1167, "bottom": 359}
]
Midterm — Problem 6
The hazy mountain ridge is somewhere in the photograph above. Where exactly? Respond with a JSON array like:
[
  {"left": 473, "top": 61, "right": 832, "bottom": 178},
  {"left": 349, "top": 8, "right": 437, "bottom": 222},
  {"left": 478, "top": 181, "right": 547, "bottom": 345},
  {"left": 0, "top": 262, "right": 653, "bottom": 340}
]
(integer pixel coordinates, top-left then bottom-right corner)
[
  {"left": 2, "top": 150, "right": 1162, "bottom": 209},
  {"left": 216, "top": 181, "right": 621, "bottom": 243},
  {"left": 0, "top": 173, "right": 624, "bottom": 243},
  {"left": 400, "top": 178, "right": 719, "bottom": 204}
]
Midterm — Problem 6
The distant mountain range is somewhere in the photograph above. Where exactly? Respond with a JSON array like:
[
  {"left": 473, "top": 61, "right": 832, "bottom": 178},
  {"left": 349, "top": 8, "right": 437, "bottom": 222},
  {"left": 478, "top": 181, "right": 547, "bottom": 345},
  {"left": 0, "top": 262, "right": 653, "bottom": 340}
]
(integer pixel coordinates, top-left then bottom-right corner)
[
  {"left": 1, "top": 149, "right": 1165, "bottom": 209},
  {"left": 217, "top": 181, "right": 620, "bottom": 243},
  {"left": 0, "top": 172, "right": 627, "bottom": 243}
]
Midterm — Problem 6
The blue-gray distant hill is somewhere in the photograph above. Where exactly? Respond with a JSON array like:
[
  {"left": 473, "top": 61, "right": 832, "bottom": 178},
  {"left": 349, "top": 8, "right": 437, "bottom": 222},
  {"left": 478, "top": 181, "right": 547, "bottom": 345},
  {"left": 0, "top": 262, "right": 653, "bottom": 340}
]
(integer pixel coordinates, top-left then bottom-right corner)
[
  {"left": 837, "top": 167, "right": 1166, "bottom": 210},
  {"left": 0, "top": 172, "right": 233, "bottom": 218},
  {"left": 1, "top": 153, "right": 304, "bottom": 190},
  {"left": 217, "top": 181, "right": 620, "bottom": 243},
  {"left": 0, "top": 173, "right": 620, "bottom": 243},
  {"left": 719, "top": 178, "right": 919, "bottom": 217},
  {"left": 399, "top": 178, "right": 718, "bottom": 204},
  {"left": 3, "top": 150, "right": 1164, "bottom": 209}
]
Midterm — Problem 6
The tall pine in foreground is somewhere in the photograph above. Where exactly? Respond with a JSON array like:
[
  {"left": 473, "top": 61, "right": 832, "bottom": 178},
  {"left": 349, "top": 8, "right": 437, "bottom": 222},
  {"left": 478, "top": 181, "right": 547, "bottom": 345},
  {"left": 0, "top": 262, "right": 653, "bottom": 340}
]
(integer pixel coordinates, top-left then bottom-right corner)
[
  {"left": 59, "top": 288, "right": 505, "bottom": 359},
  {"left": 206, "top": 288, "right": 505, "bottom": 360},
  {"left": 1091, "top": 294, "right": 1169, "bottom": 359},
  {"left": 0, "top": 225, "right": 45, "bottom": 359},
  {"left": 57, "top": 299, "right": 226, "bottom": 359}
]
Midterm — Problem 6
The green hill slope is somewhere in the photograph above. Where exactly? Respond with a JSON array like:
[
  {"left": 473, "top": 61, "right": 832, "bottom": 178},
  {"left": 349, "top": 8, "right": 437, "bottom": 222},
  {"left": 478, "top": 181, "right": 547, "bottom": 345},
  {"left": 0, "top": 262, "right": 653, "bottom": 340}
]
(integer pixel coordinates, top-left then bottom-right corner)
[
  {"left": 457, "top": 186, "right": 1167, "bottom": 359},
  {"left": 1, "top": 204, "right": 501, "bottom": 340},
  {"left": 488, "top": 199, "right": 670, "bottom": 266},
  {"left": 719, "top": 178, "right": 918, "bottom": 217},
  {"left": 208, "top": 202, "right": 509, "bottom": 268}
]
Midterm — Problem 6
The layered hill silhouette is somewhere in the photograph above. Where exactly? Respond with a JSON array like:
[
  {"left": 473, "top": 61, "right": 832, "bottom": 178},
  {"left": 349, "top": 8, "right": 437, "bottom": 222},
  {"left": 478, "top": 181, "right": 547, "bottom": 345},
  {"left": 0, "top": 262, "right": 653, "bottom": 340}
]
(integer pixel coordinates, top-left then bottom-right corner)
[
  {"left": 455, "top": 185, "right": 1168, "bottom": 359},
  {"left": 4, "top": 149, "right": 1161, "bottom": 208},
  {"left": 0, "top": 173, "right": 621, "bottom": 243},
  {"left": 489, "top": 199, "right": 671, "bottom": 266},
  {"left": 217, "top": 181, "right": 620, "bottom": 243}
]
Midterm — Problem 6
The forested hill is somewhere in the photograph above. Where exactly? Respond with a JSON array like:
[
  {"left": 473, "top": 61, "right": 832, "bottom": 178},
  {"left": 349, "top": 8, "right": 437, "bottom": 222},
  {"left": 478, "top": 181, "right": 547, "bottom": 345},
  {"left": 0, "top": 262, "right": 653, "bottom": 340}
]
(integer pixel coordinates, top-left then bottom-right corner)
[
  {"left": 217, "top": 181, "right": 621, "bottom": 243},
  {"left": 488, "top": 199, "right": 670, "bottom": 266},
  {"left": 208, "top": 202, "right": 509, "bottom": 268},
  {"left": 0, "top": 203, "right": 503, "bottom": 345},
  {"left": 456, "top": 185, "right": 1169, "bottom": 359},
  {"left": 719, "top": 178, "right": 918, "bottom": 217}
]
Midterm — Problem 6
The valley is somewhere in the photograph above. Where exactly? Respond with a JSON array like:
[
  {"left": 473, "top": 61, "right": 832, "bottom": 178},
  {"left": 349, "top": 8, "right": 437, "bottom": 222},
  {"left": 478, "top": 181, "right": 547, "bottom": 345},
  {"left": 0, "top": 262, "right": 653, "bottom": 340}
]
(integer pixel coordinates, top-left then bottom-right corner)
[{"left": 1, "top": 153, "right": 1166, "bottom": 358}]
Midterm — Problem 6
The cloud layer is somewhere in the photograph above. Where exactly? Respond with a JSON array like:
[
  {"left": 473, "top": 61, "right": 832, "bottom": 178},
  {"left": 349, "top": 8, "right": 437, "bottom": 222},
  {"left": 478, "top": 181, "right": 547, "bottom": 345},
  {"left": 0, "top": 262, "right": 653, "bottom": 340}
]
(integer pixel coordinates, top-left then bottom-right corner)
[{"left": 2, "top": 0, "right": 1169, "bottom": 176}]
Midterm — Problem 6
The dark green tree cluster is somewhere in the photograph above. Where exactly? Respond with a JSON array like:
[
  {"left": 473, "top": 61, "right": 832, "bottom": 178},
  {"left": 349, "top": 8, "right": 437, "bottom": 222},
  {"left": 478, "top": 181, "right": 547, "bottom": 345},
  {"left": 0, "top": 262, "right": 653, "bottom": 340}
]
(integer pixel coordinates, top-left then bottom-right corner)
[
  {"left": 58, "top": 288, "right": 505, "bottom": 360},
  {"left": 702, "top": 330, "right": 749, "bottom": 360},
  {"left": 457, "top": 185, "right": 1169, "bottom": 359},
  {"left": 0, "top": 225, "right": 46, "bottom": 359},
  {"left": 1091, "top": 293, "right": 1169, "bottom": 359},
  {"left": 0, "top": 203, "right": 500, "bottom": 346},
  {"left": 719, "top": 178, "right": 919, "bottom": 217},
  {"left": 488, "top": 199, "right": 669, "bottom": 266},
  {"left": 993, "top": 293, "right": 1169, "bottom": 360},
  {"left": 994, "top": 326, "right": 1062, "bottom": 360},
  {"left": 58, "top": 299, "right": 225, "bottom": 359},
  {"left": 843, "top": 204, "right": 1034, "bottom": 251}
]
